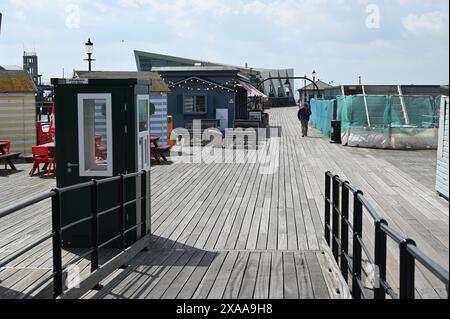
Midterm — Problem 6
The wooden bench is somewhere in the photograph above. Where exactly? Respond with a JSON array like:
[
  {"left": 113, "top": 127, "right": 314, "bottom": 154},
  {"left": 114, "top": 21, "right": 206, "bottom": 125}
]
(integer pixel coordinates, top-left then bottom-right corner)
[
  {"left": 184, "top": 120, "right": 221, "bottom": 146},
  {"left": 186, "top": 119, "right": 221, "bottom": 132},
  {"left": 0, "top": 152, "right": 21, "bottom": 170},
  {"left": 229, "top": 120, "right": 262, "bottom": 149}
]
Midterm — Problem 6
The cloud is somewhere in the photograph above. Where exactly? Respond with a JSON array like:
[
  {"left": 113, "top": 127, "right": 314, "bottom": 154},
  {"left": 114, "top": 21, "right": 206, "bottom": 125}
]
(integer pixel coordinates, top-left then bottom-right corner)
[
  {"left": 403, "top": 11, "right": 449, "bottom": 34},
  {"left": 1, "top": 0, "right": 448, "bottom": 84}
]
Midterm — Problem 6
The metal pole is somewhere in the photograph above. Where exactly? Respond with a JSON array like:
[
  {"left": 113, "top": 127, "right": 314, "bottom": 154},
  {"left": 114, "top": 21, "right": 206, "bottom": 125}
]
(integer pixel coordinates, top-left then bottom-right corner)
[
  {"left": 374, "top": 219, "right": 388, "bottom": 299},
  {"left": 332, "top": 176, "right": 340, "bottom": 262},
  {"left": 141, "top": 171, "right": 148, "bottom": 238},
  {"left": 313, "top": 76, "right": 316, "bottom": 100},
  {"left": 400, "top": 239, "right": 417, "bottom": 299},
  {"left": 118, "top": 175, "right": 125, "bottom": 252},
  {"left": 341, "top": 182, "right": 350, "bottom": 282},
  {"left": 90, "top": 180, "right": 99, "bottom": 272},
  {"left": 324, "top": 173, "right": 331, "bottom": 246},
  {"left": 51, "top": 190, "right": 63, "bottom": 298},
  {"left": 88, "top": 53, "right": 92, "bottom": 71},
  {"left": 352, "top": 191, "right": 364, "bottom": 299}
]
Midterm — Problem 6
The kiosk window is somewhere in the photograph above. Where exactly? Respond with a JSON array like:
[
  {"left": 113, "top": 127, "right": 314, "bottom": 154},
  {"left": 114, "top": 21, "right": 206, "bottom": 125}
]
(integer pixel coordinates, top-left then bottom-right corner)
[
  {"left": 139, "top": 99, "right": 149, "bottom": 133},
  {"left": 78, "top": 94, "right": 113, "bottom": 177}
]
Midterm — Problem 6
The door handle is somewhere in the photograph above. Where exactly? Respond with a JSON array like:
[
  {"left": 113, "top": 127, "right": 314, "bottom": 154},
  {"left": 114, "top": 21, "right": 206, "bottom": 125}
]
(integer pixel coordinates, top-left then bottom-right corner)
[{"left": 67, "top": 162, "right": 79, "bottom": 174}]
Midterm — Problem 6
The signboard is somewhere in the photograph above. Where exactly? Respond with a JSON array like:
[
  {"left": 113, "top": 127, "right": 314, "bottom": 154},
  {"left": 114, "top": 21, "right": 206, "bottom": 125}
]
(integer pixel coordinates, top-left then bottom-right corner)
[
  {"left": 216, "top": 109, "right": 229, "bottom": 131},
  {"left": 59, "top": 78, "right": 89, "bottom": 85}
]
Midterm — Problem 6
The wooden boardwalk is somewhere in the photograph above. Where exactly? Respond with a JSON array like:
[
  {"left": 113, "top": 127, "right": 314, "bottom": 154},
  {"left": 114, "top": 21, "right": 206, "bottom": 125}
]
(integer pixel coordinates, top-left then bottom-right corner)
[{"left": 0, "top": 107, "right": 448, "bottom": 299}]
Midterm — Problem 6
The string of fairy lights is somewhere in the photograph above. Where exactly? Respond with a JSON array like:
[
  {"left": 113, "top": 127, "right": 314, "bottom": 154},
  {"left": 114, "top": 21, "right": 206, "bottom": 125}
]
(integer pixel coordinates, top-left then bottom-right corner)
[{"left": 160, "top": 75, "right": 240, "bottom": 93}]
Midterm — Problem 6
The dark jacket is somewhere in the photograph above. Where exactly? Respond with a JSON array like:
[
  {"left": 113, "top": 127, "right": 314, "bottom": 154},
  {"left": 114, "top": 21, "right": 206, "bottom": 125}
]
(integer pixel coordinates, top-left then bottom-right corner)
[{"left": 298, "top": 107, "right": 312, "bottom": 121}]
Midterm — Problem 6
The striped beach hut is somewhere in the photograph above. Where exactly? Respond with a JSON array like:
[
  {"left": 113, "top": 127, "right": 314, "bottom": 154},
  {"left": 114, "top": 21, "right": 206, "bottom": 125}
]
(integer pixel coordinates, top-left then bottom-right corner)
[
  {"left": 149, "top": 74, "right": 170, "bottom": 147},
  {"left": 0, "top": 69, "right": 37, "bottom": 157}
]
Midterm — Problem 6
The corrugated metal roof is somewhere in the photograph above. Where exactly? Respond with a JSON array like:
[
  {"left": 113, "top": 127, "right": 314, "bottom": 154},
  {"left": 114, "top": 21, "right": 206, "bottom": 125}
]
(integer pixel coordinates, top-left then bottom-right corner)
[
  {"left": 74, "top": 71, "right": 171, "bottom": 93},
  {"left": 0, "top": 70, "right": 37, "bottom": 93},
  {"left": 152, "top": 66, "right": 240, "bottom": 72}
]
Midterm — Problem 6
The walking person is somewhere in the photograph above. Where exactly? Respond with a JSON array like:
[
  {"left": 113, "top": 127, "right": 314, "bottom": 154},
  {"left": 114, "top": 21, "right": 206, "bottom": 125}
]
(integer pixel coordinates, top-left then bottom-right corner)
[{"left": 298, "top": 102, "right": 312, "bottom": 137}]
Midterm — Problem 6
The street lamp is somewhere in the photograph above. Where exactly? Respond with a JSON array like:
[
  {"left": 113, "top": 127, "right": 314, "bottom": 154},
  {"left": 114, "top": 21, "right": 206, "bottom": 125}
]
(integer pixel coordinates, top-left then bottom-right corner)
[
  {"left": 84, "top": 38, "right": 95, "bottom": 71},
  {"left": 312, "top": 70, "right": 317, "bottom": 100}
]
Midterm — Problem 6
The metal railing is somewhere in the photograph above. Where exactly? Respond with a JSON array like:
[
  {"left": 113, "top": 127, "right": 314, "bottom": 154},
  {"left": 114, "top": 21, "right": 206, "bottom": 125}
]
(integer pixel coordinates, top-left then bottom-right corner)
[
  {"left": 324, "top": 171, "right": 449, "bottom": 300},
  {"left": 0, "top": 170, "right": 149, "bottom": 299}
]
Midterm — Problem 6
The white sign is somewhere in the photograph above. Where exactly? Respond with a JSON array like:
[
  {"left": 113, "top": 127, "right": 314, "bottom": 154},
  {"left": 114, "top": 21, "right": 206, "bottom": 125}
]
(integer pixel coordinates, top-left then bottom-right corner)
[
  {"left": 216, "top": 109, "right": 229, "bottom": 131},
  {"left": 64, "top": 78, "right": 89, "bottom": 85}
]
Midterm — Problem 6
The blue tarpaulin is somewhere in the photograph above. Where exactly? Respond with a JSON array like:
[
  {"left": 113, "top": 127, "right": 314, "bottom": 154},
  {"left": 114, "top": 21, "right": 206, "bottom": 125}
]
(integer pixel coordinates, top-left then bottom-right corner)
[{"left": 310, "top": 99, "right": 335, "bottom": 137}]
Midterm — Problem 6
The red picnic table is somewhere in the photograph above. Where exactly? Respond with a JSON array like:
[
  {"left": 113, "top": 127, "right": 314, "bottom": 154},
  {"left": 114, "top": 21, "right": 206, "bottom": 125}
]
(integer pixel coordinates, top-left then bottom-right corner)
[
  {"left": 29, "top": 142, "right": 56, "bottom": 176},
  {"left": 151, "top": 135, "right": 168, "bottom": 165}
]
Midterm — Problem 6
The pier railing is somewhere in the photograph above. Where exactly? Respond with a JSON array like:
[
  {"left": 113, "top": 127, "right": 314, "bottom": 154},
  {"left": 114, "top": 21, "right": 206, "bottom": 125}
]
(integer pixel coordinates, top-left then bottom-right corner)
[
  {"left": 0, "top": 170, "right": 149, "bottom": 299},
  {"left": 324, "top": 171, "right": 449, "bottom": 299}
]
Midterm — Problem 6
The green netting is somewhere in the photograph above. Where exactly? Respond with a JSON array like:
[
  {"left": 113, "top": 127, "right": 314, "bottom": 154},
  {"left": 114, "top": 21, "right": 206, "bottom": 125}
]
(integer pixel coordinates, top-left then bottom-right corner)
[
  {"left": 310, "top": 98, "right": 334, "bottom": 137},
  {"left": 337, "top": 94, "right": 437, "bottom": 130}
]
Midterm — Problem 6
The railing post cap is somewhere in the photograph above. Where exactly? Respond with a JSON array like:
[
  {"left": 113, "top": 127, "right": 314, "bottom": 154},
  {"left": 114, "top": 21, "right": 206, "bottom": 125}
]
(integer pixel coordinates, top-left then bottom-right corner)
[
  {"left": 400, "top": 238, "right": 417, "bottom": 248},
  {"left": 377, "top": 218, "right": 389, "bottom": 226}
]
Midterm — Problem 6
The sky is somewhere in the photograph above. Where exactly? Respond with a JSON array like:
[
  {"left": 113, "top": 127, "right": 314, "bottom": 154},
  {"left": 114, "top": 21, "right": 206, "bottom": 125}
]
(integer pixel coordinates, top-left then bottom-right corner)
[{"left": 0, "top": 0, "right": 448, "bottom": 89}]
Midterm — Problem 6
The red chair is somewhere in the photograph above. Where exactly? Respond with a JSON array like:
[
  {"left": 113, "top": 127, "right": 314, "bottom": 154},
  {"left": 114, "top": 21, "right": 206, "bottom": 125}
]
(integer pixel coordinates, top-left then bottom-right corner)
[
  {"left": 95, "top": 135, "right": 107, "bottom": 161},
  {"left": 30, "top": 146, "right": 56, "bottom": 176},
  {"left": 0, "top": 140, "right": 11, "bottom": 169},
  {"left": 0, "top": 140, "right": 11, "bottom": 154}
]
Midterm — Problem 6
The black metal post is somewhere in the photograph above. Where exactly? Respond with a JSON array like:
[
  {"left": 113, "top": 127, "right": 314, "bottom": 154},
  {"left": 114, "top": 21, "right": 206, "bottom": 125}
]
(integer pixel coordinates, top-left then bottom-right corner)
[
  {"left": 51, "top": 189, "right": 63, "bottom": 298},
  {"left": 118, "top": 175, "right": 126, "bottom": 252},
  {"left": 332, "top": 176, "right": 340, "bottom": 263},
  {"left": 374, "top": 219, "right": 388, "bottom": 299},
  {"left": 352, "top": 190, "right": 364, "bottom": 299},
  {"left": 141, "top": 171, "right": 148, "bottom": 238},
  {"left": 341, "top": 182, "right": 350, "bottom": 282},
  {"left": 88, "top": 53, "right": 92, "bottom": 71},
  {"left": 312, "top": 76, "right": 316, "bottom": 100},
  {"left": 400, "top": 239, "right": 417, "bottom": 299},
  {"left": 90, "top": 180, "right": 99, "bottom": 272},
  {"left": 325, "top": 173, "right": 331, "bottom": 246}
]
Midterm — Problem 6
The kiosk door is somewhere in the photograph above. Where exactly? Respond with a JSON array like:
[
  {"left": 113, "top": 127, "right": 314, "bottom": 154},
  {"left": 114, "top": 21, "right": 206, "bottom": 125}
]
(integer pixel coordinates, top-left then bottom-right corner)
[
  {"left": 54, "top": 86, "right": 132, "bottom": 247},
  {"left": 137, "top": 95, "right": 151, "bottom": 171}
]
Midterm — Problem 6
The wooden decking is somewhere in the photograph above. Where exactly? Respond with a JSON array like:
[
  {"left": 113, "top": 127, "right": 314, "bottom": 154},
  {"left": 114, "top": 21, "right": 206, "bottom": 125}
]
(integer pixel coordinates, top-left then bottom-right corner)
[{"left": 0, "top": 107, "right": 448, "bottom": 299}]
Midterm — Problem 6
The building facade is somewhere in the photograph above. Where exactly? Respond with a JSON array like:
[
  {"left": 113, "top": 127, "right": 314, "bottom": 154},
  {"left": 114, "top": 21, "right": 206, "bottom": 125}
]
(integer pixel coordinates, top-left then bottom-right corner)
[
  {"left": 23, "top": 52, "right": 41, "bottom": 84},
  {"left": 134, "top": 51, "right": 295, "bottom": 103},
  {"left": 153, "top": 66, "right": 262, "bottom": 130}
]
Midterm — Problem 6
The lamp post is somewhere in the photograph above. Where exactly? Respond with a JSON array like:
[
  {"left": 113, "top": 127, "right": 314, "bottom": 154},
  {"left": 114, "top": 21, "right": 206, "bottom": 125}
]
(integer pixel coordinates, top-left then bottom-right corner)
[
  {"left": 284, "top": 79, "right": 290, "bottom": 97},
  {"left": 84, "top": 38, "right": 95, "bottom": 71},
  {"left": 312, "top": 70, "right": 317, "bottom": 100},
  {"left": 303, "top": 75, "right": 307, "bottom": 103}
]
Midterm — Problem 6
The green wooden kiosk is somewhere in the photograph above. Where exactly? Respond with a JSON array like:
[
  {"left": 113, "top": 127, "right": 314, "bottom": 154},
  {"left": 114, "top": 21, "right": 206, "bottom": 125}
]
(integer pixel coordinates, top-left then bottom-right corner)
[{"left": 51, "top": 78, "right": 151, "bottom": 248}]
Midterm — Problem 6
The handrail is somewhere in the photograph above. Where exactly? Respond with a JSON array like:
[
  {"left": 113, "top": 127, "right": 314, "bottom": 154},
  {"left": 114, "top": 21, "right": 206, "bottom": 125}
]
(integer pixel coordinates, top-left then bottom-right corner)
[
  {"left": 0, "top": 170, "right": 149, "bottom": 299},
  {"left": 325, "top": 171, "right": 449, "bottom": 300},
  {"left": 0, "top": 191, "right": 55, "bottom": 219}
]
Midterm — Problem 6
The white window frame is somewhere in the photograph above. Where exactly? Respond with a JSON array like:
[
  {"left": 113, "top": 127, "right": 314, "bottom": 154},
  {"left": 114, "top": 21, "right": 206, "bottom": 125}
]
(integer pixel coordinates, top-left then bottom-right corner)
[
  {"left": 183, "top": 94, "right": 207, "bottom": 115},
  {"left": 77, "top": 93, "right": 114, "bottom": 177},
  {"left": 137, "top": 94, "right": 151, "bottom": 171}
]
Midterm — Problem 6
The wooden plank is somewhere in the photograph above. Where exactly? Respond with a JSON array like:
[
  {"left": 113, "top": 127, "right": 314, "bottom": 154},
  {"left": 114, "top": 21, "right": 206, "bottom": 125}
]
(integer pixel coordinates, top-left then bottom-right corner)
[
  {"left": 269, "top": 252, "right": 283, "bottom": 299},
  {"left": 238, "top": 252, "right": 260, "bottom": 299},
  {"left": 253, "top": 252, "right": 271, "bottom": 300}
]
